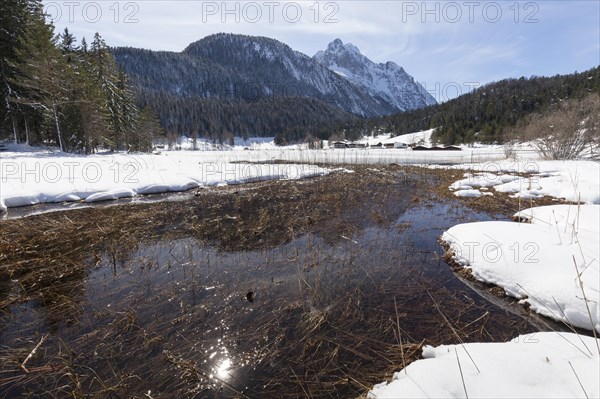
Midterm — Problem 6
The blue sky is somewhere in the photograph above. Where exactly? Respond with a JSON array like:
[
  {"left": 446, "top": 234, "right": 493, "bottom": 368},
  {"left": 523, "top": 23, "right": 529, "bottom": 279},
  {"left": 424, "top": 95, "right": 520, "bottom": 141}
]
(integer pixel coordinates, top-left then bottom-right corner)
[{"left": 44, "top": 1, "right": 600, "bottom": 102}]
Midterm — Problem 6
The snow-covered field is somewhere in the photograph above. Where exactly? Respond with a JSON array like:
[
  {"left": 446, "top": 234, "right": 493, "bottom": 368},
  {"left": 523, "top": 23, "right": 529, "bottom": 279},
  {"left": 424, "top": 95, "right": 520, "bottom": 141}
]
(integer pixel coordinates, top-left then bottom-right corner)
[
  {"left": 0, "top": 143, "right": 331, "bottom": 211},
  {"left": 0, "top": 135, "right": 518, "bottom": 212},
  {"left": 357, "top": 129, "right": 436, "bottom": 147},
  {"left": 369, "top": 332, "right": 599, "bottom": 399},
  {"left": 232, "top": 146, "right": 508, "bottom": 165}
]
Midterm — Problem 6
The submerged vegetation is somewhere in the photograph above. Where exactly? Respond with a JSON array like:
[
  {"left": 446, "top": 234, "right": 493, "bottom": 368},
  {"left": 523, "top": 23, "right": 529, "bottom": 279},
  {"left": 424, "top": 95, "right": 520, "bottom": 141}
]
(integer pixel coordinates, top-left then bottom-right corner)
[{"left": 0, "top": 166, "right": 565, "bottom": 398}]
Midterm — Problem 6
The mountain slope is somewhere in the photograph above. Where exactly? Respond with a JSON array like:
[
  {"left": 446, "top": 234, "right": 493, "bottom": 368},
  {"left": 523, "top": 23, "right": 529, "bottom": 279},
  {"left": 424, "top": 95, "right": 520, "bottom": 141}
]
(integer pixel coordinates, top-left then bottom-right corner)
[
  {"left": 113, "top": 33, "right": 398, "bottom": 118},
  {"left": 314, "top": 39, "right": 437, "bottom": 111}
]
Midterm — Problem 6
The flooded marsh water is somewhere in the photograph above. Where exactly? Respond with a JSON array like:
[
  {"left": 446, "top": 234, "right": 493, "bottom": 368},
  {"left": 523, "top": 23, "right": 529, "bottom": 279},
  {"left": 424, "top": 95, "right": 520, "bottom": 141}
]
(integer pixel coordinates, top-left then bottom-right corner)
[{"left": 0, "top": 166, "right": 556, "bottom": 398}]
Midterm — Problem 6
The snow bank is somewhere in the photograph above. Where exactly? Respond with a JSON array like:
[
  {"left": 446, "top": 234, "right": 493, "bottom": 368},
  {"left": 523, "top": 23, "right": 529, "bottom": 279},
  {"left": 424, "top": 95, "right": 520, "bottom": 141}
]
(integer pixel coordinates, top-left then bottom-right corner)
[
  {"left": 0, "top": 145, "right": 330, "bottom": 210},
  {"left": 445, "top": 160, "right": 600, "bottom": 204},
  {"left": 453, "top": 189, "right": 493, "bottom": 198},
  {"left": 359, "top": 129, "right": 436, "bottom": 147},
  {"left": 441, "top": 204, "right": 600, "bottom": 332},
  {"left": 369, "top": 332, "right": 599, "bottom": 399}
]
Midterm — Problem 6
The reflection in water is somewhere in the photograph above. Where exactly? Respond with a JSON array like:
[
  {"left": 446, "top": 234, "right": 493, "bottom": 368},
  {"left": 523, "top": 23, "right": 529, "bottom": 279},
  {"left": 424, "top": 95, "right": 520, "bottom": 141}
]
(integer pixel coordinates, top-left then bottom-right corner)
[
  {"left": 215, "top": 357, "right": 232, "bottom": 379},
  {"left": 0, "top": 201, "right": 550, "bottom": 398}
]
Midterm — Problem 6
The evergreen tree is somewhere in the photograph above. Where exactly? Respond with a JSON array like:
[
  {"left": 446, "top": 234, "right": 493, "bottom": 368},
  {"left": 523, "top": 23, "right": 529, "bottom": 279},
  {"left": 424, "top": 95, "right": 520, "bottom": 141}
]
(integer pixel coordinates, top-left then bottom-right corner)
[
  {"left": 9, "top": 3, "right": 68, "bottom": 150},
  {"left": 3, "top": 2, "right": 143, "bottom": 152},
  {"left": 80, "top": 37, "right": 88, "bottom": 53},
  {"left": 136, "top": 106, "right": 162, "bottom": 152},
  {"left": 59, "top": 27, "right": 76, "bottom": 53},
  {"left": 1, "top": 0, "right": 34, "bottom": 141},
  {"left": 74, "top": 47, "right": 112, "bottom": 153},
  {"left": 114, "top": 67, "right": 139, "bottom": 151},
  {"left": 89, "top": 33, "right": 139, "bottom": 151}
]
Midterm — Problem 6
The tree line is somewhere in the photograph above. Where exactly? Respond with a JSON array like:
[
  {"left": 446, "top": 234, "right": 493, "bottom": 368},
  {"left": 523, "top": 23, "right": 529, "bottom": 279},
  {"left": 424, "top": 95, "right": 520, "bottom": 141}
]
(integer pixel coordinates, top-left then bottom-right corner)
[
  {"left": 336, "top": 67, "right": 600, "bottom": 144},
  {"left": 0, "top": 0, "right": 163, "bottom": 153},
  {"left": 136, "top": 90, "right": 356, "bottom": 145}
]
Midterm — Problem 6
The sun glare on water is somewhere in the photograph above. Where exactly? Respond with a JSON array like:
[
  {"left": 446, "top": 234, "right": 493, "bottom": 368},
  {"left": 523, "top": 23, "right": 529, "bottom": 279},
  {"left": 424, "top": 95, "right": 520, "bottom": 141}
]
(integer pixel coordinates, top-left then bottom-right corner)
[{"left": 216, "top": 358, "right": 232, "bottom": 379}]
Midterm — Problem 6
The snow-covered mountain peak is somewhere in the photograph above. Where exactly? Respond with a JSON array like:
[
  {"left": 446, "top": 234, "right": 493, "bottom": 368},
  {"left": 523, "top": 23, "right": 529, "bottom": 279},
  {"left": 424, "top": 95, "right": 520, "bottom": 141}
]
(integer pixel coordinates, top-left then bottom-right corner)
[
  {"left": 315, "top": 39, "right": 361, "bottom": 63},
  {"left": 115, "top": 33, "right": 435, "bottom": 120},
  {"left": 174, "top": 33, "right": 401, "bottom": 117},
  {"left": 325, "top": 38, "right": 361, "bottom": 55},
  {"left": 314, "top": 40, "right": 436, "bottom": 111},
  {"left": 327, "top": 38, "right": 344, "bottom": 51},
  {"left": 344, "top": 43, "right": 360, "bottom": 54}
]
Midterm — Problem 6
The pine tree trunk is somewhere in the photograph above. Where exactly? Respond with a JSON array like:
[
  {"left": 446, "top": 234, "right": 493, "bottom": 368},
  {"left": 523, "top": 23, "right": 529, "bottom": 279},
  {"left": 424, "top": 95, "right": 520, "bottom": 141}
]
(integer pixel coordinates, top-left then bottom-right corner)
[
  {"left": 12, "top": 117, "right": 18, "bottom": 143},
  {"left": 125, "top": 129, "right": 129, "bottom": 153},
  {"left": 53, "top": 104, "right": 64, "bottom": 151},
  {"left": 24, "top": 119, "right": 30, "bottom": 145}
]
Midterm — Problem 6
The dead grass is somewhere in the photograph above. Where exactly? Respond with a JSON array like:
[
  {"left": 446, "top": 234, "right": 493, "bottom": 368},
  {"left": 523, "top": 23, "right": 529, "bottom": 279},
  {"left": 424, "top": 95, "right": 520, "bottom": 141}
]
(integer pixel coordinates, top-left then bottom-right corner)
[
  {"left": 0, "top": 165, "right": 540, "bottom": 398},
  {"left": 0, "top": 166, "right": 422, "bottom": 303}
]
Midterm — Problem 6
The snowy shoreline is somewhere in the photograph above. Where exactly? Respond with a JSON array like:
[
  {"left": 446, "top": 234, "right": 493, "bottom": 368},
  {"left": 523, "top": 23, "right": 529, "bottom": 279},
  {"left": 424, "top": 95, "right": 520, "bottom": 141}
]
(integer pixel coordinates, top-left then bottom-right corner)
[
  {"left": 368, "top": 147, "right": 600, "bottom": 397},
  {"left": 368, "top": 332, "right": 599, "bottom": 399},
  {"left": 0, "top": 144, "right": 333, "bottom": 213},
  {"left": 439, "top": 159, "right": 600, "bottom": 333},
  {"left": 441, "top": 204, "right": 599, "bottom": 333},
  {"left": 0, "top": 138, "right": 519, "bottom": 213}
]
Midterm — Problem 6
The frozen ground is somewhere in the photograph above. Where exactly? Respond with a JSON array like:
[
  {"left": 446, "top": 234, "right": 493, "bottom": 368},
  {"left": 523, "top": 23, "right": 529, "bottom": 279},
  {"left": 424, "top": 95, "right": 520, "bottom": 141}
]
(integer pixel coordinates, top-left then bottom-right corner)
[{"left": 369, "top": 332, "right": 599, "bottom": 399}]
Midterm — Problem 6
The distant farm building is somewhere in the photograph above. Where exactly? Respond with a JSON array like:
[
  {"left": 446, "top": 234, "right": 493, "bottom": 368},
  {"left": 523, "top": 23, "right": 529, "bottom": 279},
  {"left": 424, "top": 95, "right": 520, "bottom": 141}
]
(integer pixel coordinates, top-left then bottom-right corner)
[
  {"left": 332, "top": 141, "right": 348, "bottom": 149},
  {"left": 331, "top": 141, "right": 367, "bottom": 149}
]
